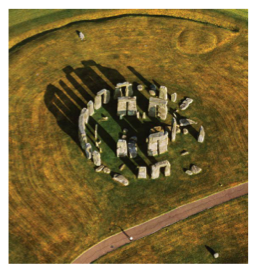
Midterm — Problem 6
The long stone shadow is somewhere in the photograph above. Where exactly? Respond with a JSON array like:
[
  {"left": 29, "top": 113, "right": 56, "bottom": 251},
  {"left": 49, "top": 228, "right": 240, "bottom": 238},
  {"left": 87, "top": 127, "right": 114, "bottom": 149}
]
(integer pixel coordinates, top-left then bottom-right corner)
[
  {"left": 45, "top": 61, "right": 199, "bottom": 176},
  {"left": 44, "top": 60, "right": 161, "bottom": 176}
]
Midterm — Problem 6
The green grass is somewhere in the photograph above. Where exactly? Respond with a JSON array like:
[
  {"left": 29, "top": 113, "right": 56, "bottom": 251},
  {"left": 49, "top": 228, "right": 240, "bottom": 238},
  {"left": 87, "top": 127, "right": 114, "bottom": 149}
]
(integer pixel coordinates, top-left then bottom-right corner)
[
  {"left": 94, "top": 195, "right": 248, "bottom": 264},
  {"left": 9, "top": 10, "right": 248, "bottom": 263}
]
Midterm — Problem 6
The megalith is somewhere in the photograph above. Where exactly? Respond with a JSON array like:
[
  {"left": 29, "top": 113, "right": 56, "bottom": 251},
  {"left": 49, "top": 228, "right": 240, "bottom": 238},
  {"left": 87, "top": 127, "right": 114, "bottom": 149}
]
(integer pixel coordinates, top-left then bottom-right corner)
[
  {"left": 117, "top": 96, "right": 137, "bottom": 116},
  {"left": 159, "top": 86, "right": 168, "bottom": 100},
  {"left": 92, "top": 150, "right": 101, "bottom": 166},
  {"left": 151, "top": 160, "right": 171, "bottom": 179},
  {"left": 148, "top": 97, "right": 168, "bottom": 120},
  {"left": 116, "top": 139, "right": 128, "bottom": 157},
  {"left": 114, "top": 82, "right": 133, "bottom": 99},
  {"left": 198, "top": 126, "right": 205, "bottom": 143},
  {"left": 147, "top": 131, "right": 168, "bottom": 156},
  {"left": 94, "top": 89, "right": 110, "bottom": 110}
]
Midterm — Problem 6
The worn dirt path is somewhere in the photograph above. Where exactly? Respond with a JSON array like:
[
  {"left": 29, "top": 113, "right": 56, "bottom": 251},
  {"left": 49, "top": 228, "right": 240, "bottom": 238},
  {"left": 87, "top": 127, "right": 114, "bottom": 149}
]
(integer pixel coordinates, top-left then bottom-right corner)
[{"left": 72, "top": 182, "right": 248, "bottom": 264}]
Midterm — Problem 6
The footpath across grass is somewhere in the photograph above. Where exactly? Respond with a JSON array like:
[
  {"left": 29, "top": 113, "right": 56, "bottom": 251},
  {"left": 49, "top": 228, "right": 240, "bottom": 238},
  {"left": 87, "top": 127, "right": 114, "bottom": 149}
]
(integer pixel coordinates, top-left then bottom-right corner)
[{"left": 94, "top": 195, "right": 248, "bottom": 264}]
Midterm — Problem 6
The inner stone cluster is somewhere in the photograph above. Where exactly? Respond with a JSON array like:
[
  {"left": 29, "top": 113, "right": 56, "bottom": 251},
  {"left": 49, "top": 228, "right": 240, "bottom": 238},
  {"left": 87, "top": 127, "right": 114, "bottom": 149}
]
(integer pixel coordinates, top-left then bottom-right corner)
[{"left": 78, "top": 81, "right": 205, "bottom": 186}]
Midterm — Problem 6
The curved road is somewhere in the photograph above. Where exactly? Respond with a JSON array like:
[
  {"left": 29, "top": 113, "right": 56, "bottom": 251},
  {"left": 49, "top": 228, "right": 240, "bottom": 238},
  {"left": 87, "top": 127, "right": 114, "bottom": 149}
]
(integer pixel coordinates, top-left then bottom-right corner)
[{"left": 72, "top": 182, "right": 248, "bottom": 264}]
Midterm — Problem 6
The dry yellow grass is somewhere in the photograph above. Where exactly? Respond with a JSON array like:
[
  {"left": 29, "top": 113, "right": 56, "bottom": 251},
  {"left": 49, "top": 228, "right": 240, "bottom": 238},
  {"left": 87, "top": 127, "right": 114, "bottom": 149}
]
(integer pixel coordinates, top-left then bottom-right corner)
[
  {"left": 95, "top": 195, "right": 248, "bottom": 264},
  {"left": 9, "top": 10, "right": 248, "bottom": 263}
]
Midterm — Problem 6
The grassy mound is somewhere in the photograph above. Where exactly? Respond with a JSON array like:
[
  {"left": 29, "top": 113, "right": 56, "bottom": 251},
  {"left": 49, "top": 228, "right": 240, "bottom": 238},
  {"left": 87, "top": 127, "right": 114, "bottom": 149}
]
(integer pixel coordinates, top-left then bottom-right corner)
[{"left": 9, "top": 10, "right": 248, "bottom": 263}]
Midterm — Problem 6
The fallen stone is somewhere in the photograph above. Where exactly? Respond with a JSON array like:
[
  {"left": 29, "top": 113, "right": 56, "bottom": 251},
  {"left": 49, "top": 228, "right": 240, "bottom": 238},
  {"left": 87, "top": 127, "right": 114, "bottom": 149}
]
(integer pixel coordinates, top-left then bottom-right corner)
[
  {"left": 198, "top": 125, "right": 205, "bottom": 143},
  {"left": 112, "top": 174, "right": 129, "bottom": 186},
  {"left": 95, "top": 165, "right": 104, "bottom": 172},
  {"left": 100, "top": 116, "right": 108, "bottom": 121},
  {"left": 176, "top": 125, "right": 181, "bottom": 134},
  {"left": 183, "top": 128, "right": 189, "bottom": 135},
  {"left": 138, "top": 166, "right": 147, "bottom": 179},
  {"left": 185, "top": 170, "right": 193, "bottom": 175},
  {"left": 121, "top": 135, "right": 127, "bottom": 140},
  {"left": 181, "top": 150, "right": 189, "bottom": 156},
  {"left": 180, "top": 98, "right": 193, "bottom": 110},
  {"left": 179, "top": 118, "right": 197, "bottom": 126},
  {"left": 150, "top": 126, "right": 164, "bottom": 133},
  {"left": 171, "top": 92, "right": 177, "bottom": 102},
  {"left": 103, "top": 167, "right": 111, "bottom": 174},
  {"left": 191, "top": 165, "right": 202, "bottom": 174},
  {"left": 119, "top": 164, "right": 126, "bottom": 171}
]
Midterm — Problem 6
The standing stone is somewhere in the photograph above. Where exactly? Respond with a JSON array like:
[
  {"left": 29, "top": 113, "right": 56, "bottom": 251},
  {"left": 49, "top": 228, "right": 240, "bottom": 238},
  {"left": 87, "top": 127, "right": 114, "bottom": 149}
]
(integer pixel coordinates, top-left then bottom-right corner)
[
  {"left": 214, "top": 253, "right": 219, "bottom": 259},
  {"left": 117, "top": 139, "right": 128, "bottom": 157},
  {"left": 79, "top": 31, "right": 85, "bottom": 41},
  {"left": 92, "top": 150, "right": 101, "bottom": 166},
  {"left": 148, "top": 131, "right": 168, "bottom": 156},
  {"left": 138, "top": 167, "right": 147, "bottom": 179},
  {"left": 128, "top": 137, "right": 137, "bottom": 158},
  {"left": 117, "top": 96, "right": 137, "bottom": 116},
  {"left": 137, "top": 85, "right": 143, "bottom": 91},
  {"left": 95, "top": 124, "right": 98, "bottom": 140},
  {"left": 123, "top": 128, "right": 128, "bottom": 134},
  {"left": 136, "top": 111, "right": 140, "bottom": 119},
  {"left": 94, "top": 95, "right": 102, "bottom": 110},
  {"left": 87, "top": 100, "right": 94, "bottom": 116},
  {"left": 159, "top": 86, "right": 168, "bottom": 100},
  {"left": 171, "top": 117, "right": 177, "bottom": 142},
  {"left": 148, "top": 97, "right": 168, "bottom": 120},
  {"left": 151, "top": 160, "right": 171, "bottom": 179},
  {"left": 112, "top": 174, "right": 129, "bottom": 186},
  {"left": 142, "top": 112, "right": 146, "bottom": 119},
  {"left": 85, "top": 143, "right": 92, "bottom": 159},
  {"left": 176, "top": 125, "right": 181, "bottom": 134},
  {"left": 198, "top": 126, "right": 205, "bottom": 143},
  {"left": 171, "top": 92, "right": 177, "bottom": 102}
]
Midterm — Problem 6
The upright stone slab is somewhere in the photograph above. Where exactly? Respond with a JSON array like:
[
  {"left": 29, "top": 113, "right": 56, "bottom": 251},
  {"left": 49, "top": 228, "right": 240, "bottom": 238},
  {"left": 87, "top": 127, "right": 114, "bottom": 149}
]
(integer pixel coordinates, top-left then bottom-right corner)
[
  {"left": 148, "top": 97, "right": 168, "bottom": 120},
  {"left": 78, "top": 108, "right": 89, "bottom": 150},
  {"left": 94, "top": 95, "right": 102, "bottom": 110},
  {"left": 171, "top": 117, "right": 177, "bottom": 142},
  {"left": 128, "top": 137, "right": 137, "bottom": 158},
  {"left": 85, "top": 143, "right": 92, "bottom": 159},
  {"left": 148, "top": 131, "right": 168, "bottom": 156},
  {"left": 138, "top": 167, "right": 147, "bottom": 179},
  {"left": 151, "top": 160, "right": 171, "bottom": 179},
  {"left": 159, "top": 86, "right": 168, "bottom": 100},
  {"left": 87, "top": 100, "right": 94, "bottom": 116},
  {"left": 116, "top": 139, "right": 128, "bottom": 157},
  {"left": 198, "top": 126, "right": 205, "bottom": 143},
  {"left": 117, "top": 96, "right": 137, "bottom": 116},
  {"left": 114, "top": 82, "right": 133, "bottom": 99},
  {"left": 171, "top": 92, "right": 177, "bottom": 102},
  {"left": 92, "top": 150, "right": 101, "bottom": 166}
]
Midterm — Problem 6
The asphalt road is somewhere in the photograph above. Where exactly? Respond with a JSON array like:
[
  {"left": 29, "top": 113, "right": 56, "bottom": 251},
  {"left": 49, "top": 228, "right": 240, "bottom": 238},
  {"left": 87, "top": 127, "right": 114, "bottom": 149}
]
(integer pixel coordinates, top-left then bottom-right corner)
[{"left": 72, "top": 182, "right": 248, "bottom": 264}]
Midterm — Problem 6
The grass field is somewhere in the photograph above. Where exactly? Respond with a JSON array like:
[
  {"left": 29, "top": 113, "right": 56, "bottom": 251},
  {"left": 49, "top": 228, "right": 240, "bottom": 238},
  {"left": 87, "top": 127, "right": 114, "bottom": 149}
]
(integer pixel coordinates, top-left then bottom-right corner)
[
  {"left": 9, "top": 10, "right": 248, "bottom": 263},
  {"left": 94, "top": 195, "right": 248, "bottom": 264}
]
